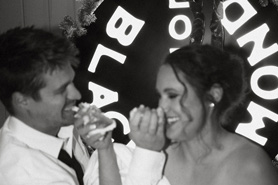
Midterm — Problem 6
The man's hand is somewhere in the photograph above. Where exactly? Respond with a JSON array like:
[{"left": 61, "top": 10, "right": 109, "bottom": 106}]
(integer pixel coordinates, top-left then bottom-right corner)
[{"left": 129, "top": 105, "right": 166, "bottom": 152}]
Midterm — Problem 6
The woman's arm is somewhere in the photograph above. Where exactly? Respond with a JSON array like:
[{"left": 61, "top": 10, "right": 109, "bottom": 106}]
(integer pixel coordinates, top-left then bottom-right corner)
[
  {"left": 76, "top": 104, "right": 168, "bottom": 185},
  {"left": 83, "top": 143, "right": 168, "bottom": 185},
  {"left": 97, "top": 132, "right": 122, "bottom": 185},
  {"left": 74, "top": 104, "right": 121, "bottom": 185}
]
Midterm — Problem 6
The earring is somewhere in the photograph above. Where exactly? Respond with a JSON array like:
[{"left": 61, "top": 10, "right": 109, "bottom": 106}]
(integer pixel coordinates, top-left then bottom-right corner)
[{"left": 209, "top": 102, "right": 215, "bottom": 108}]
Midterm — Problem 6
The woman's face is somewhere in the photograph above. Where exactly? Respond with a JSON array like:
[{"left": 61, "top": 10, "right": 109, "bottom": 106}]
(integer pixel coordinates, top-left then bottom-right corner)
[{"left": 156, "top": 64, "right": 206, "bottom": 142}]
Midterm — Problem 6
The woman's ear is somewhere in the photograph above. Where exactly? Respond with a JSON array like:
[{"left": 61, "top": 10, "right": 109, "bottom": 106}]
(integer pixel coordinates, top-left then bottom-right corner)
[{"left": 209, "top": 83, "right": 223, "bottom": 103}]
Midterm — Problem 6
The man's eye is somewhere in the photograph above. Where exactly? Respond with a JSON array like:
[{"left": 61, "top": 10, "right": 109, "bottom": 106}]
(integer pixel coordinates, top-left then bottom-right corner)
[
  {"left": 55, "top": 86, "right": 67, "bottom": 95},
  {"left": 59, "top": 89, "right": 66, "bottom": 94}
]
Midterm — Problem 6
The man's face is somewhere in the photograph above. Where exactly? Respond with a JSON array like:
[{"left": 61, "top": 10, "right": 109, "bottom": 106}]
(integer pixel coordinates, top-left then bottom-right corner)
[{"left": 25, "top": 64, "right": 81, "bottom": 136}]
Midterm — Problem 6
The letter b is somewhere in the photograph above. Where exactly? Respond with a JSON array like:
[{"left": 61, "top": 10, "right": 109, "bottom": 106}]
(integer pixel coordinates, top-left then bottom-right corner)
[{"left": 106, "top": 6, "right": 145, "bottom": 46}]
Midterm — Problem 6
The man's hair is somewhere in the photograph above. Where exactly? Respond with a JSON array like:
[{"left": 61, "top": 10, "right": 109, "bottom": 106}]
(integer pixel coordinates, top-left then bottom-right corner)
[{"left": 0, "top": 26, "right": 80, "bottom": 114}]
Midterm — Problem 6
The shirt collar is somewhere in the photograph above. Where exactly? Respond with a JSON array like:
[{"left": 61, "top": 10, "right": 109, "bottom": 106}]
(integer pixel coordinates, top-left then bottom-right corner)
[{"left": 6, "top": 116, "right": 74, "bottom": 158}]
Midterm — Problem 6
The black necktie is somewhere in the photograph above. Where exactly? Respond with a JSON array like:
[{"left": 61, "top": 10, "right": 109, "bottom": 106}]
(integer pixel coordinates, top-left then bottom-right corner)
[{"left": 58, "top": 149, "right": 84, "bottom": 185}]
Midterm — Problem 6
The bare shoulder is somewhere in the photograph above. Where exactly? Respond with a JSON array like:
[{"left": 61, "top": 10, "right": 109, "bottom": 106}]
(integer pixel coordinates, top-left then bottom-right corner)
[{"left": 219, "top": 135, "right": 278, "bottom": 185}]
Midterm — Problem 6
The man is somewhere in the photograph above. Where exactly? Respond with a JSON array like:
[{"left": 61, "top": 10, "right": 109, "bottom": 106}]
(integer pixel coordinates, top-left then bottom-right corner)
[{"left": 0, "top": 27, "right": 90, "bottom": 185}]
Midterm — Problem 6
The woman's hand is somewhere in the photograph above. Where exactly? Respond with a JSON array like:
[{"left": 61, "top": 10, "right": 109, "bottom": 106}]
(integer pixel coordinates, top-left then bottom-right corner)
[
  {"left": 77, "top": 124, "right": 113, "bottom": 151},
  {"left": 129, "top": 105, "right": 166, "bottom": 152},
  {"left": 74, "top": 105, "right": 115, "bottom": 150}
]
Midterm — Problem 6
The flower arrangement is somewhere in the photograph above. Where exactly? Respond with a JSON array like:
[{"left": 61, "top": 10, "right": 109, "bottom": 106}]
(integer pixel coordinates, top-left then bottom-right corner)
[
  {"left": 259, "top": 0, "right": 278, "bottom": 9},
  {"left": 59, "top": 0, "right": 104, "bottom": 41}
]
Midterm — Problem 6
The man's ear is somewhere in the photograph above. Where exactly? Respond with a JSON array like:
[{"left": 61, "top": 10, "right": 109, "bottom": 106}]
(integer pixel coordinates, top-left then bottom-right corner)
[
  {"left": 12, "top": 92, "right": 29, "bottom": 109},
  {"left": 209, "top": 83, "right": 223, "bottom": 103}
]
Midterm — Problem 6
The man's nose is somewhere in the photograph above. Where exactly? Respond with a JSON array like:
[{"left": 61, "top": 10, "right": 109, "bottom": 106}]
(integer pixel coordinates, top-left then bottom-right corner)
[{"left": 68, "top": 83, "right": 81, "bottom": 100}]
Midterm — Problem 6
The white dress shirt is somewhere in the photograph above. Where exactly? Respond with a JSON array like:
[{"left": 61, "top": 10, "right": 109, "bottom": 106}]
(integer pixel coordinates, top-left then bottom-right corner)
[
  {"left": 84, "top": 143, "right": 171, "bottom": 185},
  {"left": 0, "top": 116, "right": 90, "bottom": 185}
]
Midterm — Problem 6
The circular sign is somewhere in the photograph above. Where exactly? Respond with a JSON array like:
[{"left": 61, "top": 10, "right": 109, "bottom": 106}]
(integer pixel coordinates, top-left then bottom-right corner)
[{"left": 72, "top": 0, "right": 278, "bottom": 157}]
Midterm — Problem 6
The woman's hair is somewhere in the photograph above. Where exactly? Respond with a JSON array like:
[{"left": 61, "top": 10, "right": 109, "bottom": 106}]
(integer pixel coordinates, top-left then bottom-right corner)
[
  {"left": 0, "top": 26, "right": 80, "bottom": 114},
  {"left": 164, "top": 44, "right": 248, "bottom": 125}
]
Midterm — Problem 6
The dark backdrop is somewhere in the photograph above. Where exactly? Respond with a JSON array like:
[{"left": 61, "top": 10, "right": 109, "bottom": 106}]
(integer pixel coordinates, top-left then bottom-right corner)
[{"left": 74, "top": 0, "right": 278, "bottom": 158}]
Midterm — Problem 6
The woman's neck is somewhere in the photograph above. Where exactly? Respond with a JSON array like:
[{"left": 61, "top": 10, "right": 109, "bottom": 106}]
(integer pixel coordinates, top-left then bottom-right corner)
[{"left": 167, "top": 126, "right": 229, "bottom": 163}]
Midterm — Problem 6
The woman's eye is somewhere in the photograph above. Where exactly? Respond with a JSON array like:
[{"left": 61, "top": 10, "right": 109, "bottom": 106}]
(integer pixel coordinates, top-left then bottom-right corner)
[
  {"left": 168, "top": 94, "right": 178, "bottom": 99},
  {"left": 155, "top": 92, "right": 161, "bottom": 99}
]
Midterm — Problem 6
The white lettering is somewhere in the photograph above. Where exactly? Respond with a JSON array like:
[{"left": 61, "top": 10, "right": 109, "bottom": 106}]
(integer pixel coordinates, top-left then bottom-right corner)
[
  {"left": 88, "top": 82, "right": 118, "bottom": 108},
  {"left": 251, "top": 66, "right": 278, "bottom": 100},
  {"left": 236, "top": 101, "right": 278, "bottom": 145},
  {"left": 237, "top": 24, "right": 278, "bottom": 66},
  {"left": 169, "top": 15, "right": 192, "bottom": 40},
  {"left": 222, "top": 0, "right": 257, "bottom": 35},
  {"left": 105, "top": 111, "right": 130, "bottom": 135},
  {"left": 88, "top": 44, "right": 126, "bottom": 73},
  {"left": 169, "top": 0, "right": 189, "bottom": 9},
  {"left": 106, "top": 6, "right": 145, "bottom": 46}
]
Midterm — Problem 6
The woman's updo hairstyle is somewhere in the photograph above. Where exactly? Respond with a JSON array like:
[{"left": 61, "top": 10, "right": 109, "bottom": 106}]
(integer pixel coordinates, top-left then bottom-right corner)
[{"left": 164, "top": 44, "right": 248, "bottom": 125}]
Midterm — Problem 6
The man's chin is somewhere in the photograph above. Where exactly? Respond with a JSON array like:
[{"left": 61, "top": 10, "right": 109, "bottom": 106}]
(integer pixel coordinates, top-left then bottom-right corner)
[{"left": 62, "top": 113, "right": 75, "bottom": 125}]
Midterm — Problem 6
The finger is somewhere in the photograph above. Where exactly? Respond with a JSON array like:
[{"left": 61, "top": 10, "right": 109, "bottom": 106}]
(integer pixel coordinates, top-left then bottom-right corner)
[
  {"left": 139, "top": 107, "right": 151, "bottom": 133},
  {"left": 85, "top": 132, "right": 104, "bottom": 141},
  {"left": 86, "top": 121, "right": 116, "bottom": 137},
  {"left": 129, "top": 106, "right": 144, "bottom": 130},
  {"left": 74, "top": 112, "right": 92, "bottom": 129},
  {"left": 74, "top": 116, "right": 86, "bottom": 129},
  {"left": 129, "top": 113, "right": 141, "bottom": 131},
  {"left": 129, "top": 107, "right": 138, "bottom": 120},
  {"left": 103, "top": 131, "right": 112, "bottom": 140},
  {"left": 148, "top": 109, "right": 158, "bottom": 135},
  {"left": 101, "top": 131, "right": 112, "bottom": 142},
  {"left": 76, "top": 122, "right": 97, "bottom": 139},
  {"left": 156, "top": 107, "right": 165, "bottom": 125},
  {"left": 156, "top": 107, "right": 165, "bottom": 135},
  {"left": 91, "top": 115, "right": 113, "bottom": 128}
]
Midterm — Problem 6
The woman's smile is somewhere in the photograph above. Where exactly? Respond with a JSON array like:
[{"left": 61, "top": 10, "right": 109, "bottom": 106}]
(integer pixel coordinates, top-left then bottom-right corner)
[{"left": 166, "top": 116, "right": 180, "bottom": 126}]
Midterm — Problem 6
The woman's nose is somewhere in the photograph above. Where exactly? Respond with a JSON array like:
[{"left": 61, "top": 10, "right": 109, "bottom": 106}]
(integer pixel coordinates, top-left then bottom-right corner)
[{"left": 158, "top": 98, "right": 169, "bottom": 112}]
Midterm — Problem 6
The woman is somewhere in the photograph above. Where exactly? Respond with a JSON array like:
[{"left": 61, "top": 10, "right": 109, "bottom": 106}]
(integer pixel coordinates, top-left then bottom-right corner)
[{"left": 77, "top": 45, "right": 278, "bottom": 185}]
